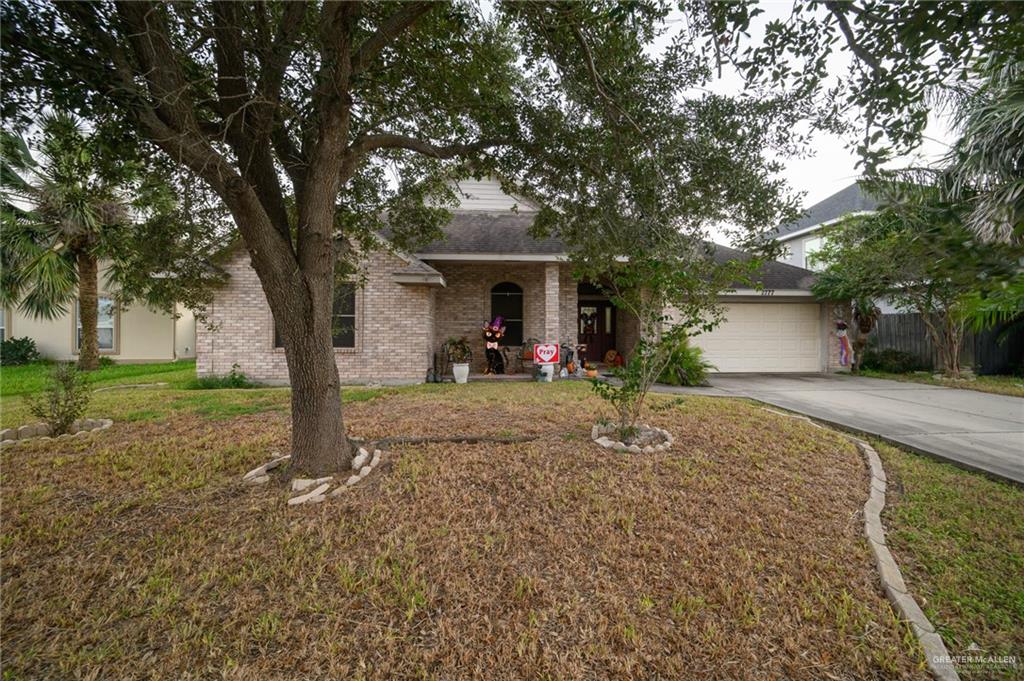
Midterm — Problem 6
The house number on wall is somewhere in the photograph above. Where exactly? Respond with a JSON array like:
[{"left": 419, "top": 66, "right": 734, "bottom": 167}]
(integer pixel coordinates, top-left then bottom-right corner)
[{"left": 761, "top": 289, "right": 776, "bottom": 296}]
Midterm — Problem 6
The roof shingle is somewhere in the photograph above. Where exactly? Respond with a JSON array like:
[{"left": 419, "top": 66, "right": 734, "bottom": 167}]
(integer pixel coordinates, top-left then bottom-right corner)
[
  {"left": 413, "top": 212, "right": 565, "bottom": 255},
  {"left": 774, "top": 182, "right": 878, "bottom": 239}
]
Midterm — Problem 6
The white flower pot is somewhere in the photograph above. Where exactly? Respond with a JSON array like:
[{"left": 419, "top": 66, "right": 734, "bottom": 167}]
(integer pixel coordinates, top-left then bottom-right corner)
[{"left": 452, "top": 363, "right": 470, "bottom": 384}]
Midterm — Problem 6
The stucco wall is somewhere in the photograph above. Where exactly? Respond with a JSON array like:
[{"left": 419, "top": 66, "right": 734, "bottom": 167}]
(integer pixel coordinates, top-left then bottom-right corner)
[
  {"left": 778, "top": 237, "right": 805, "bottom": 267},
  {"left": 175, "top": 305, "right": 197, "bottom": 359},
  {"left": 196, "top": 249, "right": 435, "bottom": 384},
  {"left": 2, "top": 264, "right": 178, "bottom": 362}
]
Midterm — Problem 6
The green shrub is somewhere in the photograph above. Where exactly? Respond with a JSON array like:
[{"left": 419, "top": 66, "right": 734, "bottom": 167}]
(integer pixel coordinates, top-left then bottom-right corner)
[
  {"left": 27, "top": 363, "right": 91, "bottom": 435},
  {"left": 658, "top": 337, "right": 715, "bottom": 386},
  {"left": 861, "top": 347, "right": 929, "bottom": 373},
  {"left": 189, "top": 363, "right": 257, "bottom": 389},
  {"left": 0, "top": 337, "right": 41, "bottom": 366}
]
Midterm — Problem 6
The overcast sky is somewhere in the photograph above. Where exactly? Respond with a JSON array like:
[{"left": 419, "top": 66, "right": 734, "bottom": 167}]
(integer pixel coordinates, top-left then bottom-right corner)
[{"left": 650, "top": 1, "right": 954, "bottom": 239}]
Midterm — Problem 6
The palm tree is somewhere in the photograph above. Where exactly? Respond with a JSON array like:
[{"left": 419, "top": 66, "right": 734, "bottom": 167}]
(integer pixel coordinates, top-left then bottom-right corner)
[
  {"left": 936, "top": 56, "right": 1024, "bottom": 246},
  {"left": 1, "top": 113, "right": 128, "bottom": 370}
]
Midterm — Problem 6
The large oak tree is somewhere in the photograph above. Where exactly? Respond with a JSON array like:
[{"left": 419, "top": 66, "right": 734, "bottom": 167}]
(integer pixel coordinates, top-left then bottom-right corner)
[{"left": 3, "top": 1, "right": 802, "bottom": 475}]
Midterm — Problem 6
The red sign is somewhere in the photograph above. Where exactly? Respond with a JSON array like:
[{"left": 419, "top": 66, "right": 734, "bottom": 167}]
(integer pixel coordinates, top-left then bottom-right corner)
[{"left": 533, "top": 343, "right": 559, "bottom": 365}]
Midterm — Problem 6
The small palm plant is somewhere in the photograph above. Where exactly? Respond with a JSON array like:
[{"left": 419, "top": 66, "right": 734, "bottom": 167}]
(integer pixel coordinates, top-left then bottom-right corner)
[{"left": 1, "top": 113, "right": 129, "bottom": 370}]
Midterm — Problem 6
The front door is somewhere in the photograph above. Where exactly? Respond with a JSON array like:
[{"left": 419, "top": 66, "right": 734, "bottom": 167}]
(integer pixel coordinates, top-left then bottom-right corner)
[{"left": 578, "top": 301, "right": 616, "bottom": 363}]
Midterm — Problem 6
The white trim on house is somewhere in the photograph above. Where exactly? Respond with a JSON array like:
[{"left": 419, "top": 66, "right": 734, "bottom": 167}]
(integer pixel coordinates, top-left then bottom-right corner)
[
  {"left": 777, "top": 211, "right": 876, "bottom": 243},
  {"left": 417, "top": 253, "right": 568, "bottom": 262},
  {"left": 724, "top": 288, "right": 815, "bottom": 297},
  {"left": 391, "top": 272, "right": 447, "bottom": 286}
]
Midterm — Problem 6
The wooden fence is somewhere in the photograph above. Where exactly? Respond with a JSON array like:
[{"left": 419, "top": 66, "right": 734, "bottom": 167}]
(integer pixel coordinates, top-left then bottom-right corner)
[{"left": 870, "top": 313, "right": 1024, "bottom": 375}]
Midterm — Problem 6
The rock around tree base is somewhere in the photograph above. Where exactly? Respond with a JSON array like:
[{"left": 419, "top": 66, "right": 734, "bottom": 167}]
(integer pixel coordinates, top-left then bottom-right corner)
[{"left": 591, "top": 423, "right": 673, "bottom": 453}]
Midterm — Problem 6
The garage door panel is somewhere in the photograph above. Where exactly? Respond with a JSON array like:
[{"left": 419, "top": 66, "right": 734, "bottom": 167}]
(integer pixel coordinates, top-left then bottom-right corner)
[{"left": 692, "top": 303, "right": 821, "bottom": 373}]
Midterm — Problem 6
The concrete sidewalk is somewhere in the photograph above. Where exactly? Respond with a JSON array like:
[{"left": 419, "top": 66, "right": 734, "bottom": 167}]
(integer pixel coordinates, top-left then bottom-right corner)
[{"left": 653, "top": 374, "right": 1024, "bottom": 484}]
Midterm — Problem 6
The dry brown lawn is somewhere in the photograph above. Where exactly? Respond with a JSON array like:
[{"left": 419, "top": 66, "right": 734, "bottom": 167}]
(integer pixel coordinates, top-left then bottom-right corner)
[{"left": 1, "top": 382, "right": 926, "bottom": 679}]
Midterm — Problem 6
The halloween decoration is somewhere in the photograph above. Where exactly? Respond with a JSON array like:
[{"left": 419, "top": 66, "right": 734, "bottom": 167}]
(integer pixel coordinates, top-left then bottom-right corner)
[
  {"left": 836, "top": 320, "right": 852, "bottom": 367},
  {"left": 603, "top": 349, "right": 625, "bottom": 367},
  {"left": 483, "top": 317, "right": 507, "bottom": 374}
]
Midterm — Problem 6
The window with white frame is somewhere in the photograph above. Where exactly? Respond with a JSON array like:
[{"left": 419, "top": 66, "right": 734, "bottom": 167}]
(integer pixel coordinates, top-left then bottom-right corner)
[
  {"left": 802, "top": 236, "right": 824, "bottom": 270},
  {"left": 77, "top": 297, "right": 117, "bottom": 351}
]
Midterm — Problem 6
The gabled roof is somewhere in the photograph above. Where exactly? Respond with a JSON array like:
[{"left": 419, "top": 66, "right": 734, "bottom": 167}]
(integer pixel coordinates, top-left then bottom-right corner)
[
  {"left": 413, "top": 212, "right": 566, "bottom": 257},
  {"left": 411, "top": 212, "right": 816, "bottom": 291},
  {"left": 710, "top": 244, "right": 816, "bottom": 291},
  {"left": 774, "top": 182, "right": 879, "bottom": 241}
]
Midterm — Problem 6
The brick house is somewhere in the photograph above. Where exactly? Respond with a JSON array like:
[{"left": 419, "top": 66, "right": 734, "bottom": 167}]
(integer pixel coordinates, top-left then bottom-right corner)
[{"left": 197, "top": 178, "right": 848, "bottom": 384}]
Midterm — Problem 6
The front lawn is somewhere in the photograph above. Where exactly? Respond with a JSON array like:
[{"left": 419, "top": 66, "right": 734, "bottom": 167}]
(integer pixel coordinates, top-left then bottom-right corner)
[
  {"left": 859, "top": 369, "right": 1024, "bottom": 398},
  {"left": 876, "top": 441, "right": 1024, "bottom": 678},
  {"left": 0, "top": 359, "right": 198, "bottom": 398},
  {"left": 1, "top": 381, "right": 926, "bottom": 678}
]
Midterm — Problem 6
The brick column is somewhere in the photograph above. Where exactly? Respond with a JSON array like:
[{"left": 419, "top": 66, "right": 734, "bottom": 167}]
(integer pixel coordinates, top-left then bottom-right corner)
[{"left": 543, "top": 262, "right": 560, "bottom": 343}]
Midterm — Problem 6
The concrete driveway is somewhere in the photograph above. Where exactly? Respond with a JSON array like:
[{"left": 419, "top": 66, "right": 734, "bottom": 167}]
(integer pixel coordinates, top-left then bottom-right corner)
[{"left": 653, "top": 374, "right": 1024, "bottom": 484}]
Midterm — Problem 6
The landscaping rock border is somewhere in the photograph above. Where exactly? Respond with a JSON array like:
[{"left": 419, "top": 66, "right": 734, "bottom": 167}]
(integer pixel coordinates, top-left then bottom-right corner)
[
  {"left": 0, "top": 419, "right": 113, "bottom": 447},
  {"left": 591, "top": 422, "right": 673, "bottom": 453},
  {"left": 760, "top": 407, "right": 960, "bottom": 681},
  {"left": 242, "top": 447, "right": 387, "bottom": 505}
]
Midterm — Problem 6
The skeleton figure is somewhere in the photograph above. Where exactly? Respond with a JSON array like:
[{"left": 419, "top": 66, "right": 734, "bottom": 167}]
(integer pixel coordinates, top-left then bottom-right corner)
[{"left": 483, "top": 317, "right": 506, "bottom": 374}]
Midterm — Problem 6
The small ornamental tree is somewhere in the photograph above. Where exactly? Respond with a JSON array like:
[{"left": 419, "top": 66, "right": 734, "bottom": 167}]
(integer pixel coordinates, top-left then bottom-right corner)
[
  {"left": 28, "top": 363, "right": 91, "bottom": 436},
  {"left": 810, "top": 184, "right": 1020, "bottom": 377},
  {"left": 586, "top": 247, "right": 755, "bottom": 439}
]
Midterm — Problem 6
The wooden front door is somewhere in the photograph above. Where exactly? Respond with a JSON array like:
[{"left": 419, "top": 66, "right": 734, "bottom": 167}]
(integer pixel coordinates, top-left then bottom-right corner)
[{"left": 578, "top": 301, "right": 616, "bottom": 363}]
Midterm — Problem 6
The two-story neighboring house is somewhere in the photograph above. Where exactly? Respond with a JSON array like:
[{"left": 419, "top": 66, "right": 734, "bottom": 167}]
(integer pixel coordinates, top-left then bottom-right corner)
[
  {"left": 197, "top": 178, "right": 849, "bottom": 384},
  {"left": 773, "top": 182, "right": 879, "bottom": 271},
  {"left": 1, "top": 260, "right": 196, "bottom": 363}
]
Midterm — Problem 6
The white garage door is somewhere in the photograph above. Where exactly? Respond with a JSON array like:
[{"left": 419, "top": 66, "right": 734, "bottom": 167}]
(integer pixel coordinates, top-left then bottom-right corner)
[{"left": 692, "top": 303, "right": 822, "bottom": 372}]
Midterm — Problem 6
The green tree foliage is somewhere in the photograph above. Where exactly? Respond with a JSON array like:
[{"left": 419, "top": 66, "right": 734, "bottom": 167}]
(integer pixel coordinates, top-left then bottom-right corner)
[
  {"left": 1, "top": 113, "right": 131, "bottom": 370},
  {"left": 811, "top": 185, "right": 1019, "bottom": 377},
  {"left": 27, "top": 362, "right": 91, "bottom": 436},
  {"left": 701, "top": 1, "right": 1024, "bottom": 166},
  {"left": 1, "top": 1, "right": 803, "bottom": 473},
  {"left": 1, "top": 114, "right": 225, "bottom": 370},
  {"left": 938, "top": 56, "right": 1024, "bottom": 246}
]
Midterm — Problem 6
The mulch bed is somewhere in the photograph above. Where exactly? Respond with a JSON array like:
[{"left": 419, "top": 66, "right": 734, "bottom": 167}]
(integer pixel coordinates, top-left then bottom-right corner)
[{"left": 1, "top": 383, "right": 926, "bottom": 679}]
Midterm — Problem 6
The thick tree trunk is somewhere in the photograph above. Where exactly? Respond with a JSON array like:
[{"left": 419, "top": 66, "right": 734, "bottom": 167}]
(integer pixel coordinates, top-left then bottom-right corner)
[
  {"left": 77, "top": 251, "right": 100, "bottom": 371},
  {"left": 283, "top": 330, "right": 353, "bottom": 477},
  {"left": 922, "top": 312, "right": 963, "bottom": 379},
  {"left": 272, "top": 268, "right": 355, "bottom": 477},
  {"left": 851, "top": 334, "right": 869, "bottom": 373}
]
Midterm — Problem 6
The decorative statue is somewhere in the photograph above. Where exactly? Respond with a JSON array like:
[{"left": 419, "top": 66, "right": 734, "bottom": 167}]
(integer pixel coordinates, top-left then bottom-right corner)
[
  {"left": 836, "top": 320, "right": 851, "bottom": 367},
  {"left": 483, "top": 316, "right": 506, "bottom": 374}
]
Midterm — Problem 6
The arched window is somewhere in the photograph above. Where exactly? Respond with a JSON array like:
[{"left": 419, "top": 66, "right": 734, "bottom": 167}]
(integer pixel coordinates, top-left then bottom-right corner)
[{"left": 490, "top": 282, "right": 523, "bottom": 346}]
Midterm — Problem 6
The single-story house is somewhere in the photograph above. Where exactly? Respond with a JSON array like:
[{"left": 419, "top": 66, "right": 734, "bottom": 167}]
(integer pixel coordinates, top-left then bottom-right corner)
[
  {"left": 196, "top": 178, "right": 848, "bottom": 383},
  {"left": 1, "top": 261, "right": 196, "bottom": 363},
  {"left": 773, "top": 182, "right": 879, "bottom": 271}
]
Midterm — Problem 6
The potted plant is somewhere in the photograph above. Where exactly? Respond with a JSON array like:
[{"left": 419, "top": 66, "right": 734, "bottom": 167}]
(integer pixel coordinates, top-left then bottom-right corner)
[
  {"left": 584, "top": 361, "right": 599, "bottom": 378},
  {"left": 446, "top": 336, "right": 472, "bottom": 384}
]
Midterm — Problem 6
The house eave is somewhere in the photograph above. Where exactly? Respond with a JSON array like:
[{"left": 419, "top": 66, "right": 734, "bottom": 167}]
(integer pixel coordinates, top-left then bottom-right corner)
[
  {"left": 416, "top": 252, "right": 568, "bottom": 262},
  {"left": 724, "top": 288, "right": 815, "bottom": 298},
  {"left": 391, "top": 272, "right": 447, "bottom": 287},
  {"left": 776, "top": 211, "right": 876, "bottom": 243}
]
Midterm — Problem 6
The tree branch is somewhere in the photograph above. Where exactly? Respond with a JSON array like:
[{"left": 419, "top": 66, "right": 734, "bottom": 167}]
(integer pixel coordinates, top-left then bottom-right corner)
[
  {"left": 339, "top": 134, "right": 509, "bottom": 185},
  {"left": 350, "top": 2, "right": 436, "bottom": 76},
  {"left": 823, "top": 2, "right": 884, "bottom": 76}
]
